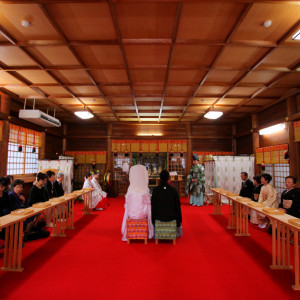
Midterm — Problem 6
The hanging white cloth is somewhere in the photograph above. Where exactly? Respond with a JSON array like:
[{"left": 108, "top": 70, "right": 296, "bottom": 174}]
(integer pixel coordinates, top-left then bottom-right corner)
[
  {"left": 83, "top": 178, "right": 101, "bottom": 209},
  {"left": 121, "top": 165, "right": 154, "bottom": 241}
]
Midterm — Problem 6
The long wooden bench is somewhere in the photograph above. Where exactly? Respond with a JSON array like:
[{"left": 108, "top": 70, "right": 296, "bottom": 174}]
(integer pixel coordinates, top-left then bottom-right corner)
[
  {"left": 0, "top": 189, "right": 93, "bottom": 272},
  {"left": 211, "top": 188, "right": 300, "bottom": 291}
]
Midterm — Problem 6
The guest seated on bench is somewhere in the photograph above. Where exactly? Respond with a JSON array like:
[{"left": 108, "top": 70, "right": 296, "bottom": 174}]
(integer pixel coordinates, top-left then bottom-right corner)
[
  {"left": 279, "top": 176, "right": 300, "bottom": 218},
  {"left": 53, "top": 172, "right": 65, "bottom": 197},
  {"left": 27, "top": 172, "right": 47, "bottom": 207},
  {"left": 121, "top": 165, "right": 154, "bottom": 241},
  {"left": 44, "top": 170, "right": 57, "bottom": 200},
  {"left": 0, "top": 177, "right": 9, "bottom": 244},
  {"left": 151, "top": 170, "right": 182, "bottom": 237},
  {"left": 8, "top": 179, "right": 25, "bottom": 211}
]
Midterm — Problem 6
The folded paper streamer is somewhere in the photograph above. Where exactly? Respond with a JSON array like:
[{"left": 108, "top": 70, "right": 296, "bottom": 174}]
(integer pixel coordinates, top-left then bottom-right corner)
[
  {"left": 11, "top": 208, "right": 34, "bottom": 215},
  {"left": 32, "top": 202, "right": 52, "bottom": 208},
  {"left": 262, "top": 208, "right": 285, "bottom": 215}
]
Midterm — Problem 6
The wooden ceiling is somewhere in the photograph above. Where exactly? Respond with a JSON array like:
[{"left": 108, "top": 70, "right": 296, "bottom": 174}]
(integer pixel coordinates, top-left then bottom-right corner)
[{"left": 0, "top": 0, "right": 299, "bottom": 125}]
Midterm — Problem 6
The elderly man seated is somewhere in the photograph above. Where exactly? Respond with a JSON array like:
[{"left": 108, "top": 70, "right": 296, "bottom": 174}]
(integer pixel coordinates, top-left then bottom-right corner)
[{"left": 151, "top": 170, "right": 182, "bottom": 237}]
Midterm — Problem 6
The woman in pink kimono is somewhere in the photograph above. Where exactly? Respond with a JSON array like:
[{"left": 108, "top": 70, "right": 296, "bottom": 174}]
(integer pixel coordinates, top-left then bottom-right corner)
[
  {"left": 121, "top": 165, "right": 154, "bottom": 241},
  {"left": 258, "top": 173, "right": 278, "bottom": 228}
]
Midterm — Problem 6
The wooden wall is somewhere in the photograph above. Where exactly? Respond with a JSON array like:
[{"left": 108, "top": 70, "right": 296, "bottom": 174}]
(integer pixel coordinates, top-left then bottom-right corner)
[{"left": 236, "top": 117, "right": 253, "bottom": 154}]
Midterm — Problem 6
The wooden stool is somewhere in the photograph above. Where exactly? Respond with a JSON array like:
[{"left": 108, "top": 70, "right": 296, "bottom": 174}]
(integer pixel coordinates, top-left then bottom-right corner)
[
  {"left": 154, "top": 220, "right": 177, "bottom": 245},
  {"left": 126, "top": 218, "right": 148, "bottom": 245}
]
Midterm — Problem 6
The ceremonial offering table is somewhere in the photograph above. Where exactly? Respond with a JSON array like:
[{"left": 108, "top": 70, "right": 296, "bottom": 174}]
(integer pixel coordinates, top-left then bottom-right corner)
[
  {"left": 0, "top": 189, "right": 92, "bottom": 272},
  {"left": 211, "top": 188, "right": 300, "bottom": 291}
]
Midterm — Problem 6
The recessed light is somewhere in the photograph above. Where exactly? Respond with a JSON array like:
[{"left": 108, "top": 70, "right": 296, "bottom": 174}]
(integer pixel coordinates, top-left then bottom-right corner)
[
  {"left": 263, "top": 20, "right": 272, "bottom": 28},
  {"left": 21, "top": 20, "right": 31, "bottom": 28}
]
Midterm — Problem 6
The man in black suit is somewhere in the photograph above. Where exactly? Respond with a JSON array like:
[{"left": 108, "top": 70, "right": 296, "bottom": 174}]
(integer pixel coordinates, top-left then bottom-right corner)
[
  {"left": 53, "top": 172, "right": 65, "bottom": 197},
  {"left": 151, "top": 170, "right": 182, "bottom": 233},
  {"left": 239, "top": 172, "right": 254, "bottom": 199}
]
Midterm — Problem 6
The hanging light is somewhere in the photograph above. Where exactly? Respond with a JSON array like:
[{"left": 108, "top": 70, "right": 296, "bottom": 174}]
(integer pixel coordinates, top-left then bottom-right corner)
[
  {"left": 204, "top": 106, "right": 223, "bottom": 119},
  {"left": 74, "top": 107, "right": 94, "bottom": 119}
]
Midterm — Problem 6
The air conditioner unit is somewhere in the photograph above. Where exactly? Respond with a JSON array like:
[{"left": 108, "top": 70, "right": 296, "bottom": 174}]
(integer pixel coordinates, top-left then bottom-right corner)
[{"left": 19, "top": 109, "right": 61, "bottom": 127}]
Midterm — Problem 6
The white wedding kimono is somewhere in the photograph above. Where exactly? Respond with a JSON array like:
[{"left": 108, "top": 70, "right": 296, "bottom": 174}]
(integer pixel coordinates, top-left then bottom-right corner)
[
  {"left": 82, "top": 178, "right": 101, "bottom": 209},
  {"left": 91, "top": 177, "right": 107, "bottom": 199},
  {"left": 121, "top": 165, "right": 154, "bottom": 241}
]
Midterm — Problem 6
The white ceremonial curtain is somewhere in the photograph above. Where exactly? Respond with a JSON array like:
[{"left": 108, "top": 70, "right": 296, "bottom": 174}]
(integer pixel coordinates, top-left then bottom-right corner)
[
  {"left": 204, "top": 161, "right": 215, "bottom": 193},
  {"left": 213, "top": 156, "right": 255, "bottom": 194},
  {"left": 37, "top": 158, "right": 74, "bottom": 193}
]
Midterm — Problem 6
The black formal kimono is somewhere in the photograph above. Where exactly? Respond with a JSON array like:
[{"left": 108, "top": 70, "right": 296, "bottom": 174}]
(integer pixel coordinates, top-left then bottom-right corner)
[
  {"left": 44, "top": 180, "right": 57, "bottom": 201},
  {"left": 151, "top": 181, "right": 182, "bottom": 227},
  {"left": 27, "top": 182, "right": 47, "bottom": 207},
  {"left": 279, "top": 188, "right": 300, "bottom": 218},
  {"left": 53, "top": 180, "right": 64, "bottom": 197},
  {"left": 252, "top": 184, "right": 263, "bottom": 202},
  {"left": 8, "top": 190, "right": 24, "bottom": 212},
  {"left": 239, "top": 179, "right": 254, "bottom": 198}
]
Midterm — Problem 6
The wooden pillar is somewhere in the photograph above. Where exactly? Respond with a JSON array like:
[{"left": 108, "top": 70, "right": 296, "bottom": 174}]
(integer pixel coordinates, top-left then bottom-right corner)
[
  {"left": 106, "top": 124, "right": 112, "bottom": 172},
  {"left": 39, "top": 131, "right": 46, "bottom": 160},
  {"left": 62, "top": 124, "right": 67, "bottom": 154},
  {"left": 0, "top": 94, "right": 10, "bottom": 176},
  {"left": 186, "top": 123, "right": 192, "bottom": 176},
  {"left": 0, "top": 94, "right": 10, "bottom": 115},
  {"left": 287, "top": 97, "right": 298, "bottom": 179},
  {"left": 252, "top": 114, "right": 260, "bottom": 174},
  {"left": 232, "top": 124, "right": 236, "bottom": 155},
  {"left": 0, "top": 120, "right": 9, "bottom": 176}
]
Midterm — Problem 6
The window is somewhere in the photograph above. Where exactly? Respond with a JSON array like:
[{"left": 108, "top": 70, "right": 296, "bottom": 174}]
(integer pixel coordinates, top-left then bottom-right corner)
[
  {"left": 7, "top": 143, "right": 39, "bottom": 175},
  {"left": 6, "top": 124, "right": 41, "bottom": 175},
  {"left": 264, "top": 164, "right": 289, "bottom": 198}
]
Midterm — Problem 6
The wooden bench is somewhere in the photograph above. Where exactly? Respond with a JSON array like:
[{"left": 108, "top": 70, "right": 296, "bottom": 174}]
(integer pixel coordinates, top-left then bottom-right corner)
[{"left": 0, "top": 189, "right": 93, "bottom": 272}]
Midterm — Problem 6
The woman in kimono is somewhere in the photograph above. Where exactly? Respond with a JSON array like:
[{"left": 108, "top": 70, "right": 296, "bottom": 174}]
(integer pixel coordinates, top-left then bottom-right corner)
[
  {"left": 121, "top": 165, "right": 154, "bottom": 241},
  {"left": 185, "top": 153, "right": 205, "bottom": 206},
  {"left": 83, "top": 172, "right": 102, "bottom": 210},
  {"left": 250, "top": 175, "right": 263, "bottom": 224},
  {"left": 91, "top": 171, "right": 107, "bottom": 210},
  {"left": 258, "top": 173, "right": 278, "bottom": 228}
]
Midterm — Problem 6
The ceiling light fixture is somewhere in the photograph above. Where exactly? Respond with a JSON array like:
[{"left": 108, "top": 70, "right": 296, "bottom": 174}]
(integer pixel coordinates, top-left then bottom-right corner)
[
  {"left": 74, "top": 111, "right": 94, "bottom": 120},
  {"left": 263, "top": 20, "right": 272, "bottom": 28},
  {"left": 137, "top": 133, "right": 163, "bottom": 136},
  {"left": 259, "top": 123, "right": 285, "bottom": 135},
  {"left": 204, "top": 106, "right": 223, "bottom": 120},
  {"left": 292, "top": 29, "right": 300, "bottom": 41},
  {"left": 21, "top": 20, "right": 31, "bottom": 28}
]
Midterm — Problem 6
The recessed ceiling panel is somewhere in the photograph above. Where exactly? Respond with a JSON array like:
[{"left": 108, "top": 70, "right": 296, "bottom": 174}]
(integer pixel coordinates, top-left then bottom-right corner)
[
  {"left": 46, "top": 3, "right": 116, "bottom": 40},
  {"left": 116, "top": 2, "right": 177, "bottom": 39}
]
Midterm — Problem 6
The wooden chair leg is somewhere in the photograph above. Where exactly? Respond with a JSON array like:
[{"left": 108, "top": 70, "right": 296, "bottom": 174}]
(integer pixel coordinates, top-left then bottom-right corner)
[
  {"left": 155, "top": 239, "right": 158, "bottom": 244},
  {"left": 173, "top": 239, "right": 176, "bottom": 245},
  {"left": 127, "top": 239, "right": 130, "bottom": 244},
  {"left": 144, "top": 239, "right": 147, "bottom": 245}
]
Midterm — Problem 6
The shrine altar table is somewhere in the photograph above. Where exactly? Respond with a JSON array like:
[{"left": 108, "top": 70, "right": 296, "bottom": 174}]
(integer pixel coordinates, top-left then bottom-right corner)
[
  {"left": 211, "top": 188, "right": 300, "bottom": 291},
  {"left": 0, "top": 189, "right": 93, "bottom": 272}
]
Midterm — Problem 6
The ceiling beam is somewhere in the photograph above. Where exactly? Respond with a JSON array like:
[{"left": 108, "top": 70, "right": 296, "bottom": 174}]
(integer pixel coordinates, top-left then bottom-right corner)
[
  {"left": 38, "top": 3, "right": 120, "bottom": 122},
  {"left": 180, "top": 2, "right": 252, "bottom": 121},
  {"left": 158, "top": 2, "right": 183, "bottom": 122},
  {"left": 107, "top": 0, "right": 140, "bottom": 122},
  {"left": 195, "top": 18, "right": 300, "bottom": 123}
]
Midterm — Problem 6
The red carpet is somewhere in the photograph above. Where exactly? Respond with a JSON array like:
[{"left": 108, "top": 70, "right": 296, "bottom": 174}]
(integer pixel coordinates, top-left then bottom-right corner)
[{"left": 0, "top": 197, "right": 298, "bottom": 299}]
